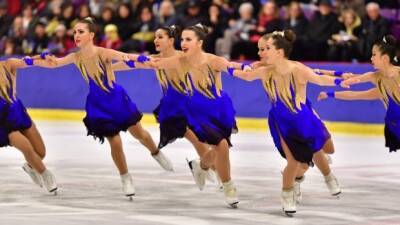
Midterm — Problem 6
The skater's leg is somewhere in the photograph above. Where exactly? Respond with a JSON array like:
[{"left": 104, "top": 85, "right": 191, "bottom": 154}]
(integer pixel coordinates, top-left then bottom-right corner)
[
  {"left": 322, "top": 138, "right": 335, "bottom": 154},
  {"left": 184, "top": 128, "right": 210, "bottom": 158},
  {"left": 128, "top": 122, "right": 158, "bottom": 154},
  {"left": 313, "top": 151, "right": 331, "bottom": 176},
  {"left": 213, "top": 140, "right": 231, "bottom": 183},
  {"left": 9, "top": 131, "right": 46, "bottom": 173},
  {"left": 106, "top": 134, "right": 128, "bottom": 175},
  {"left": 21, "top": 123, "right": 46, "bottom": 159},
  {"left": 281, "top": 137, "right": 300, "bottom": 189}
]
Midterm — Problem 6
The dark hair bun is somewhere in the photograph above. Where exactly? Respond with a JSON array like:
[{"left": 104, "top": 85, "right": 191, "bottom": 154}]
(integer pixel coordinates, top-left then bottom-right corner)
[
  {"left": 383, "top": 35, "right": 397, "bottom": 46},
  {"left": 170, "top": 25, "right": 182, "bottom": 38},
  {"left": 283, "top": 29, "right": 296, "bottom": 43}
]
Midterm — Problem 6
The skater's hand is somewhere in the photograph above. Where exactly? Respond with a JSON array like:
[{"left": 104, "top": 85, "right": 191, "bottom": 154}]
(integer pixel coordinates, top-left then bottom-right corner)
[
  {"left": 341, "top": 72, "right": 356, "bottom": 79},
  {"left": 317, "top": 92, "right": 328, "bottom": 101},
  {"left": 340, "top": 77, "right": 360, "bottom": 88}
]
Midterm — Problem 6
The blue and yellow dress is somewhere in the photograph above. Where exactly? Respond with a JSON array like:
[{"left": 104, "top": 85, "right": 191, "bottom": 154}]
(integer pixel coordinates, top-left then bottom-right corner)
[
  {"left": 375, "top": 72, "right": 400, "bottom": 152},
  {"left": 183, "top": 60, "right": 237, "bottom": 146},
  {"left": 75, "top": 51, "right": 142, "bottom": 143},
  {"left": 262, "top": 71, "right": 330, "bottom": 164},
  {"left": 0, "top": 62, "right": 32, "bottom": 147},
  {"left": 152, "top": 54, "right": 192, "bottom": 149}
]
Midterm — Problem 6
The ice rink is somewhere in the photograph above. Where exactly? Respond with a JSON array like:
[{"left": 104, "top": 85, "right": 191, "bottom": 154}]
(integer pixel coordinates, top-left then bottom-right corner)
[{"left": 1, "top": 120, "right": 399, "bottom": 225}]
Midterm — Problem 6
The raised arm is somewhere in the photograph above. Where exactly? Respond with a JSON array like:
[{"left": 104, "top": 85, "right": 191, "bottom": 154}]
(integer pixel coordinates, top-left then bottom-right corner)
[{"left": 318, "top": 88, "right": 381, "bottom": 101}]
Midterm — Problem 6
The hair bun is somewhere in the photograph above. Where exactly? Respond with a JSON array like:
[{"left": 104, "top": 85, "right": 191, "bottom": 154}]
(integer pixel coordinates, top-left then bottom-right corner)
[
  {"left": 84, "top": 17, "right": 95, "bottom": 24},
  {"left": 283, "top": 30, "right": 296, "bottom": 43},
  {"left": 194, "top": 23, "right": 209, "bottom": 35},
  {"left": 383, "top": 35, "right": 397, "bottom": 46}
]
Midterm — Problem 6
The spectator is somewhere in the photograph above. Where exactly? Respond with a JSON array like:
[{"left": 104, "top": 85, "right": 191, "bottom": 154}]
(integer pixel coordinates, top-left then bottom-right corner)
[
  {"left": 89, "top": 0, "right": 103, "bottom": 17},
  {"left": 97, "top": 5, "right": 115, "bottom": 39},
  {"left": 8, "top": 16, "right": 25, "bottom": 49},
  {"left": 204, "top": 4, "right": 228, "bottom": 54},
  {"left": 1, "top": 37, "right": 23, "bottom": 56},
  {"left": 253, "top": 1, "right": 284, "bottom": 38},
  {"left": 99, "top": 24, "right": 122, "bottom": 50},
  {"left": 305, "top": 0, "right": 341, "bottom": 60},
  {"left": 47, "top": 24, "right": 75, "bottom": 56},
  {"left": 327, "top": 8, "right": 362, "bottom": 61},
  {"left": 21, "top": 4, "right": 39, "bottom": 39},
  {"left": 26, "top": 20, "right": 49, "bottom": 55},
  {"left": 359, "top": 2, "right": 390, "bottom": 61},
  {"left": 283, "top": 1, "right": 309, "bottom": 60},
  {"left": 0, "top": 2, "right": 12, "bottom": 38},
  {"left": 131, "top": 5, "right": 159, "bottom": 53},
  {"left": 335, "top": 0, "right": 366, "bottom": 18},
  {"left": 177, "top": 0, "right": 207, "bottom": 28},
  {"left": 157, "top": 0, "right": 177, "bottom": 27},
  {"left": 115, "top": 3, "right": 136, "bottom": 41},
  {"left": 215, "top": 2, "right": 256, "bottom": 59}
]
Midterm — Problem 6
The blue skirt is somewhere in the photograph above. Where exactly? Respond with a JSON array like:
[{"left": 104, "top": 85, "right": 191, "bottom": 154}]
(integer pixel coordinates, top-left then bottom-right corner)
[
  {"left": 153, "top": 87, "right": 190, "bottom": 149},
  {"left": 0, "top": 98, "right": 32, "bottom": 147},
  {"left": 268, "top": 99, "right": 330, "bottom": 164},
  {"left": 83, "top": 80, "right": 142, "bottom": 143},
  {"left": 186, "top": 90, "right": 236, "bottom": 146},
  {"left": 384, "top": 97, "right": 400, "bottom": 152}
]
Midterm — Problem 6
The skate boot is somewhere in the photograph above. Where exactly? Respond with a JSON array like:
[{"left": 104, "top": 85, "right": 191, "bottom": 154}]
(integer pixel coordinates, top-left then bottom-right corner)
[
  {"left": 41, "top": 169, "right": 58, "bottom": 195},
  {"left": 281, "top": 188, "right": 296, "bottom": 217},
  {"left": 324, "top": 172, "right": 341, "bottom": 196},
  {"left": 223, "top": 180, "right": 239, "bottom": 208},
  {"left": 22, "top": 163, "right": 43, "bottom": 188},
  {"left": 294, "top": 176, "right": 305, "bottom": 203},
  {"left": 152, "top": 150, "right": 174, "bottom": 171},
  {"left": 186, "top": 159, "right": 208, "bottom": 190},
  {"left": 121, "top": 173, "right": 135, "bottom": 200}
]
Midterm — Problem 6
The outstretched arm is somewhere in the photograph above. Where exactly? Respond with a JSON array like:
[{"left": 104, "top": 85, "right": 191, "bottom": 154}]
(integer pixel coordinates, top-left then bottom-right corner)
[
  {"left": 301, "top": 64, "right": 360, "bottom": 88},
  {"left": 318, "top": 88, "right": 381, "bottom": 101},
  {"left": 147, "top": 55, "right": 181, "bottom": 70},
  {"left": 112, "top": 61, "right": 152, "bottom": 71},
  {"left": 32, "top": 53, "right": 76, "bottom": 68}
]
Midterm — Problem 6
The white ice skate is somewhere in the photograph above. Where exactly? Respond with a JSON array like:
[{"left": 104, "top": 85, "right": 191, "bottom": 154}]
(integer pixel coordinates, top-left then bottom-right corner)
[
  {"left": 324, "top": 172, "right": 341, "bottom": 197},
  {"left": 186, "top": 158, "right": 208, "bottom": 191},
  {"left": 121, "top": 173, "right": 135, "bottom": 200},
  {"left": 294, "top": 176, "right": 305, "bottom": 203},
  {"left": 281, "top": 188, "right": 296, "bottom": 217},
  {"left": 22, "top": 163, "right": 43, "bottom": 188},
  {"left": 223, "top": 180, "right": 239, "bottom": 208},
  {"left": 152, "top": 150, "right": 174, "bottom": 171},
  {"left": 41, "top": 169, "right": 58, "bottom": 195}
]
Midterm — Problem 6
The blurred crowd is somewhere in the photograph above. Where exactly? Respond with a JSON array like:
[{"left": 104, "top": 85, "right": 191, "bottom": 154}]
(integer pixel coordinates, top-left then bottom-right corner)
[{"left": 0, "top": 0, "right": 399, "bottom": 62}]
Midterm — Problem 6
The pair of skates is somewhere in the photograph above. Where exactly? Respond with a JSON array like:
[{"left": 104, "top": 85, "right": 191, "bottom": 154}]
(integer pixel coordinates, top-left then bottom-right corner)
[
  {"left": 22, "top": 163, "right": 58, "bottom": 195},
  {"left": 281, "top": 172, "right": 342, "bottom": 217},
  {"left": 121, "top": 151, "right": 174, "bottom": 200},
  {"left": 187, "top": 159, "right": 239, "bottom": 208}
]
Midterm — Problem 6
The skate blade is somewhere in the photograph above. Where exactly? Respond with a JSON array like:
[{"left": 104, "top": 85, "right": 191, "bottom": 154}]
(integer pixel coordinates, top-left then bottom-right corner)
[
  {"left": 332, "top": 191, "right": 341, "bottom": 198},
  {"left": 126, "top": 193, "right": 135, "bottom": 201},
  {"left": 228, "top": 202, "right": 239, "bottom": 208},
  {"left": 283, "top": 209, "right": 296, "bottom": 217}
]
